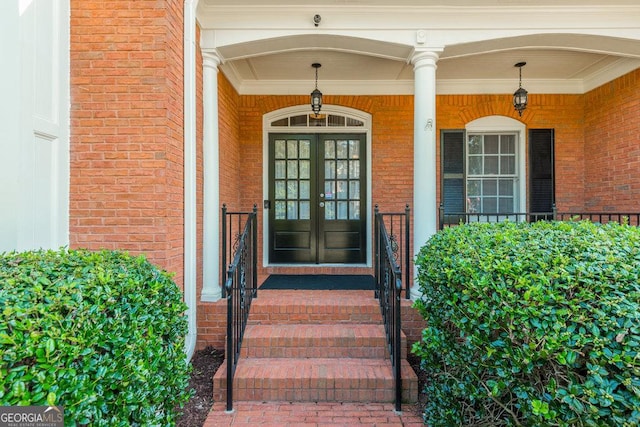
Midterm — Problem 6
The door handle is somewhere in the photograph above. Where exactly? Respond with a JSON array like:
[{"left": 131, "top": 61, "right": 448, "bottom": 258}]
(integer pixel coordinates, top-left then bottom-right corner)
[{"left": 319, "top": 202, "right": 325, "bottom": 208}]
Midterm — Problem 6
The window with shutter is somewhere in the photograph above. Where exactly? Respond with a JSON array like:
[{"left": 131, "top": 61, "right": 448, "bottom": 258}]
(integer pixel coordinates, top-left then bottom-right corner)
[{"left": 440, "top": 124, "right": 555, "bottom": 224}]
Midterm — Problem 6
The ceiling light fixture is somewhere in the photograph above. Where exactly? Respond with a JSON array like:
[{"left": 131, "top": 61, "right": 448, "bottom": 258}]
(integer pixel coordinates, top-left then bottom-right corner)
[
  {"left": 513, "top": 62, "right": 528, "bottom": 117},
  {"left": 310, "top": 63, "right": 322, "bottom": 117}
]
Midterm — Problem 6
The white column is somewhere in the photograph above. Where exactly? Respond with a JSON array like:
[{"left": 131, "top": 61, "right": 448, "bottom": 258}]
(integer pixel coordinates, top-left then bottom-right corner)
[
  {"left": 201, "top": 51, "right": 222, "bottom": 302},
  {"left": 410, "top": 48, "right": 441, "bottom": 300}
]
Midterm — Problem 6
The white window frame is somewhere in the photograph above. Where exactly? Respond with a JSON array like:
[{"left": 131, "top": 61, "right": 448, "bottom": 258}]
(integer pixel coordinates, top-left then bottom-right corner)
[{"left": 465, "top": 116, "right": 526, "bottom": 214}]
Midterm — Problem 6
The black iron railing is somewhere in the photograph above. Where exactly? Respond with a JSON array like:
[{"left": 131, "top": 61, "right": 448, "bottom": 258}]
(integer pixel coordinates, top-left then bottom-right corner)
[
  {"left": 374, "top": 205, "right": 407, "bottom": 412},
  {"left": 439, "top": 204, "right": 640, "bottom": 229},
  {"left": 374, "top": 205, "right": 411, "bottom": 299},
  {"left": 222, "top": 204, "right": 257, "bottom": 412},
  {"left": 222, "top": 205, "right": 258, "bottom": 298}
]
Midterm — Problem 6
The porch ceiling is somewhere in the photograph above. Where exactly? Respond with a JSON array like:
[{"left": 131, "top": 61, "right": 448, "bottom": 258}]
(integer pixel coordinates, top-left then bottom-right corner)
[{"left": 198, "top": 0, "right": 640, "bottom": 95}]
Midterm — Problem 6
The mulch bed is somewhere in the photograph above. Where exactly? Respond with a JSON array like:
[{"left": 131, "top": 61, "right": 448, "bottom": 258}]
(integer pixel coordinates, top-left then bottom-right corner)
[
  {"left": 176, "top": 346, "right": 427, "bottom": 426},
  {"left": 176, "top": 346, "right": 224, "bottom": 427}
]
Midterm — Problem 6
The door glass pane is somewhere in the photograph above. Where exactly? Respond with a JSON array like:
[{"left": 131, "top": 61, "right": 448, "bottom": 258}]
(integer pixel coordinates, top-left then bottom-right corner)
[
  {"left": 337, "top": 201, "right": 348, "bottom": 219},
  {"left": 349, "top": 181, "right": 360, "bottom": 199},
  {"left": 300, "top": 181, "right": 310, "bottom": 199},
  {"left": 275, "top": 181, "right": 286, "bottom": 199},
  {"left": 325, "top": 141, "right": 335, "bottom": 159},
  {"left": 349, "top": 201, "right": 360, "bottom": 220},
  {"left": 275, "top": 201, "right": 286, "bottom": 219},
  {"left": 336, "top": 181, "right": 348, "bottom": 199},
  {"left": 337, "top": 160, "right": 348, "bottom": 179},
  {"left": 337, "top": 140, "right": 348, "bottom": 158},
  {"left": 299, "top": 160, "right": 310, "bottom": 179},
  {"left": 299, "top": 140, "right": 311, "bottom": 158},
  {"left": 275, "top": 161, "right": 286, "bottom": 179},
  {"left": 275, "top": 140, "right": 286, "bottom": 158},
  {"left": 325, "top": 181, "right": 335, "bottom": 200},
  {"left": 299, "top": 201, "right": 310, "bottom": 220},
  {"left": 287, "top": 140, "right": 298, "bottom": 158},
  {"left": 325, "top": 160, "right": 335, "bottom": 179},
  {"left": 287, "top": 160, "right": 298, "bottom": 179},
  {"left": 349, "top": 160, "right": 360, "bottom": 179},
  {"left": 349, "top": 140, "right": 359, "bottom": 158},
  {"left": 287, "top": 181, "right": 298, "bottom": 199},
  {"left": 287, "top": 201, "right": 298, "bottom": 219},
  {"left": 325, "top": 201, "right": 335, "bottom": 220}
]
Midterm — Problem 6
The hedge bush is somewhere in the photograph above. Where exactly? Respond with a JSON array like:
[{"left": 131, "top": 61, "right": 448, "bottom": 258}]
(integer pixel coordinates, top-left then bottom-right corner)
[
  {"left": 0, "top": 248, "right": 192, "bottom": 426},
  {"left": 413, "top": 220, "right": 640, "bottom": 427}
]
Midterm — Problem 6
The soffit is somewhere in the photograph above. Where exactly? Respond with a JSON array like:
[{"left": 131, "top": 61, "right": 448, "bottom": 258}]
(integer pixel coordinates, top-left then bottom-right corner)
[{"left": 198, "top": 1, "right": 640, "bottom": 94}]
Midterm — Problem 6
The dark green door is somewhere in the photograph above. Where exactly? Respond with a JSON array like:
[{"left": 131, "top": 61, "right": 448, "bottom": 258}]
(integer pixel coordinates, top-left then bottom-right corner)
[{"left": 269, "top": 133, "right": 367, "bottom": 264}]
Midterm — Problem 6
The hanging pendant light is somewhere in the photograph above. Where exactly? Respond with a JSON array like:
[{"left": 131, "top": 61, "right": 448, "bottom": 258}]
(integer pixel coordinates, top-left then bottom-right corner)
[
  {"left": 513, "top": 62, "right": 528, "bottom": 117},
  {"left": 310, "top": 63, "right": 322, "bottom": 116}
]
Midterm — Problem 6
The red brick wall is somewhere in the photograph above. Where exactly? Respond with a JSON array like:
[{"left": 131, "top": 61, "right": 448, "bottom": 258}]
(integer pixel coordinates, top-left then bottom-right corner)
[
  {"left": 69, "top": 0, "right": 185, "bottom": 285},
  {"left": 584, "top": 68, "right": 640, "bottom": 211}
]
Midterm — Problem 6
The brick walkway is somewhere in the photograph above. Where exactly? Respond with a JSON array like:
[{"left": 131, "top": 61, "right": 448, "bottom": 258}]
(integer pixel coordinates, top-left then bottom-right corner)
[{"left": 203, "top": 401, "right": 425, "bottom": 426}]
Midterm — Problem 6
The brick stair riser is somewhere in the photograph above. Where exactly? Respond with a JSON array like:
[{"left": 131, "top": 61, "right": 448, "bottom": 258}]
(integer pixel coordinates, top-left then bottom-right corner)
[
  {"left": 213, "top": 359, "right": 418, "bottom": 404},
  {"left": 239, "top": 335, "right": 408, "bottom": 359}
]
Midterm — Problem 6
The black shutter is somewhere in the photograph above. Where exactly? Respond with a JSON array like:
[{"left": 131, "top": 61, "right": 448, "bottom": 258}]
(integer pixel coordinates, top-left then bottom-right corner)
[
  {"left": 529, "top": 129, "right": 555, "bottom": 214},
  {"left": 441, "top": 130, "right": 465, "bottom": 215}
]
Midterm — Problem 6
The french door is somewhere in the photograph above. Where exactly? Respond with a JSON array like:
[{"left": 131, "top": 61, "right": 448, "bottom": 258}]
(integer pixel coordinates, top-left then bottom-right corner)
[{"left": 268, "top": 133, "right": 367, "bottom": 264}]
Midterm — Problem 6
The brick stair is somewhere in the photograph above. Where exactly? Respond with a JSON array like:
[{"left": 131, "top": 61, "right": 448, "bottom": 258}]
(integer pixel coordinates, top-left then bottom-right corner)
[{"left": 213, "top": 289, "right": 418, "bottom": 405}]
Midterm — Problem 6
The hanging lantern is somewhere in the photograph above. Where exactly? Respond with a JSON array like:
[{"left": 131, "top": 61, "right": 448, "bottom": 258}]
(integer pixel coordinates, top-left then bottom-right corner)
[
  {"left": 513, "top": 62, "right": 528, "bottom": 117},
  {"left": 310, "top": 63, "right": 322, "bottom": 116}
]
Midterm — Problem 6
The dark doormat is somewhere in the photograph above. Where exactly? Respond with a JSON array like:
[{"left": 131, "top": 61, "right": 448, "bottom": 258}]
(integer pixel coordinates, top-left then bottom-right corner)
[{"left": 260, "top": 274, "right": 375, "bottom": 290}]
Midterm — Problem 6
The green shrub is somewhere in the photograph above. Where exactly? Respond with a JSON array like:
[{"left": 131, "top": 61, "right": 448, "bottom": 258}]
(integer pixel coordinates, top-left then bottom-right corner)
[
  {"left": 412, "top": 220, "right": 640, "bottom": 427},
  {"left": 0, "top": 248, "right": 192, "bottom": 426}
]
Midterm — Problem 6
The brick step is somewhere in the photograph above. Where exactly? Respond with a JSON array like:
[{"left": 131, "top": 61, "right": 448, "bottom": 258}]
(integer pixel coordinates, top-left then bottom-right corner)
[
  {"left": 240, "top": 324, "right": 408, "bottom": 359},
  {"left": 213, "top": 358, "right": 418, "bottom": 404},
  {"left": 248, "top": 290, "right": 382, "bottom": 325}
]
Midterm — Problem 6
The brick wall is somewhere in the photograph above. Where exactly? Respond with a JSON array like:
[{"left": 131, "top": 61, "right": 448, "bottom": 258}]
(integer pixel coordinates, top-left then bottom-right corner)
[
  {"left": 69, "top": 0, "right": 185, "bottom": 285},
  {"left": 584, "top": 68, "right": 640, "bottom": 211}
]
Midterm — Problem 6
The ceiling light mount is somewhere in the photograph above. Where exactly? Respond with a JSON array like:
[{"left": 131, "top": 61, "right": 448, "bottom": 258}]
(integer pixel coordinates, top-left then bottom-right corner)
[
  {"left": 310, "top": 63, "right": 323, "bottom": 117},
  {"left": 513, "top": 61, "right": 528, "bottom": 117}
]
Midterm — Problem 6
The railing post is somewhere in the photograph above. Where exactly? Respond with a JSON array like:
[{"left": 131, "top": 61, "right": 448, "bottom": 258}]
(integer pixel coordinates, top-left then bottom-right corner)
[
  {"left": 252, "top": 204, "right": 258, "bottom": 298},
  {"left": 374, "top": 205, "right": 380, "bottom": 299},
  {"left": 225, "top": 269, "right": 233, "bottom": 412},
  {"left": 394, "top": 277, "right": 402, "bottom": 411},
  {"left": 404, "top": 204, "right": 411, "bottom": 300},
  {"left": 552, "top": 203, "right": 557, "bottom": 221},
  {"left": 221, "top": 204, "right": 227, "bottom": 298},
  {"left": 438, "top": 202, "right": 444, "bottom": 230}
]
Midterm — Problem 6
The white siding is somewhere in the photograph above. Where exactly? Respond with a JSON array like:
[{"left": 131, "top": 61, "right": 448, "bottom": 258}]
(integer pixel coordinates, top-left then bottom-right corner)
[{"left": 0, "top": 0, "right": 69, "bottom": 252}]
